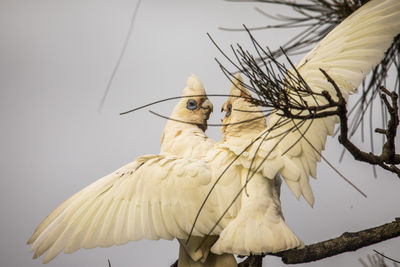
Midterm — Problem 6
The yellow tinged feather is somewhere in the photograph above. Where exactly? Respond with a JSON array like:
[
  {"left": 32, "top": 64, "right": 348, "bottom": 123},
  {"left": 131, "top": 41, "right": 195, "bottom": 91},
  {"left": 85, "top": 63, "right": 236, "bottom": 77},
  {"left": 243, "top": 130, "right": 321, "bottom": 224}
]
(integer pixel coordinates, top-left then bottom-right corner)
[
  {"left": 82, "top": 198, "right": 113, "bottom": 249},
  {"left": 64, "top": 199, "right": 103, "bottom": 254},
  {"left": 113, "top": 199, "right": 130, "bottom": 245}
]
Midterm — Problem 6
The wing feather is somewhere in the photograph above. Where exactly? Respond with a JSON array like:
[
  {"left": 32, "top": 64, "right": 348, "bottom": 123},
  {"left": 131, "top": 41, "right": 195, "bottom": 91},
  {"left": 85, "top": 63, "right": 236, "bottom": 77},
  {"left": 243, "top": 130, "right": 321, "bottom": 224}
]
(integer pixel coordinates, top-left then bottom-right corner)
[
  {"left": 98, "top": 199, "right": 120, "bottom": 247},
  {"left": 114, "top": 199, "right": 130, "bottom": 245},
  {"left": 64, "top": 199, "right": 103, "bottom": 253},
  {"left": 29, "top": 155, "right": 218, "bottom": 262},
  {"left": 264, "top": 0, "right": 400, "bottom": 205},
  {"left": 82, "top": 199, "right": 110, "bottom": 249}
]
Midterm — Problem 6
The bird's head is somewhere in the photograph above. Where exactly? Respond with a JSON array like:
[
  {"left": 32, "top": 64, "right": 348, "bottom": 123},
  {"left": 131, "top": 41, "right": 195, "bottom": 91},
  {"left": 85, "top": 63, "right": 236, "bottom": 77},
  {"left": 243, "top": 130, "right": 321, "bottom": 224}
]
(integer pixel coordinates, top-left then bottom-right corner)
[
  {"left": 170, "top": 74, "right": 213, "bottom": 132},
  {"left": 220, "top": 74, "right": 266, "bottom": 139}
]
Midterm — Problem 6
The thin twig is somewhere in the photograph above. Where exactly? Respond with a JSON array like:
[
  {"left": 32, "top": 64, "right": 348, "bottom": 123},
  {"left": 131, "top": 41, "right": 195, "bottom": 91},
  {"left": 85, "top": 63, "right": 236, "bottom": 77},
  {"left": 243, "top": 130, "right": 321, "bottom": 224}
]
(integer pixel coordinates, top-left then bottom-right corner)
[
  {"left": 98, "top": 0, "right": 142, "bottom": 111},
  {"left": 373, "top": 250, "right": 400, "bottom": 264}
]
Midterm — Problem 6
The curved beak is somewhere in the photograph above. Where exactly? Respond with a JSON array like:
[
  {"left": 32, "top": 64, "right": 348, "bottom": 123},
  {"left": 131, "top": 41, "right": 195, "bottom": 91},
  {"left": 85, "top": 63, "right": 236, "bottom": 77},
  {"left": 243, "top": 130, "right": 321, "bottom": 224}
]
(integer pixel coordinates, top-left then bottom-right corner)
[
  {"left": 201, "top": 99, "right": 213, "bottom": 122},
  {"left": 201, "top": 99, "right": 213, "bottom": 113}
]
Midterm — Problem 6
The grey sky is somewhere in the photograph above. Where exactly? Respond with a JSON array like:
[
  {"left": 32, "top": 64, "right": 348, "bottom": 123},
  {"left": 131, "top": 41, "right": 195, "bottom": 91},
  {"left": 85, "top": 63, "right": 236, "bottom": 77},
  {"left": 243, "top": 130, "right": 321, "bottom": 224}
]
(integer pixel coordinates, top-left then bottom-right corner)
[{"left": 1, "top": 0, "right": 399, "bottom": 266}]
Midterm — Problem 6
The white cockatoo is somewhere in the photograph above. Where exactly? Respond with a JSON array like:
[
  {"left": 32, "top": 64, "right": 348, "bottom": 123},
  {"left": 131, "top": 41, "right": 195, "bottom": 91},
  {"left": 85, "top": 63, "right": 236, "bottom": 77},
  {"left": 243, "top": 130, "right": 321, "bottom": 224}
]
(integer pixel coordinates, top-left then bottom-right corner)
[
  {"left": 202, "top": 74, "right": 304, "bottom": 256},
  {"left": 27, "top": 75, "right": 236, "bottom": 267},
  {"left": 208, "top": 0, "right": 400, "bottom": 256},
  {"left": 158, "top": 76, "right": 236, "bottom": 266}
]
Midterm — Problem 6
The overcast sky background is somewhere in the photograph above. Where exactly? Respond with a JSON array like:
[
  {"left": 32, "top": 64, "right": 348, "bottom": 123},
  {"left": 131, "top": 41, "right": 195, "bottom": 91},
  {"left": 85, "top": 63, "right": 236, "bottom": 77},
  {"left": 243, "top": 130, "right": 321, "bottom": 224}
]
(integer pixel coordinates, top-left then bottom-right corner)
[{"left": 1, "top": 0, "right": 399, "bottom": 266}]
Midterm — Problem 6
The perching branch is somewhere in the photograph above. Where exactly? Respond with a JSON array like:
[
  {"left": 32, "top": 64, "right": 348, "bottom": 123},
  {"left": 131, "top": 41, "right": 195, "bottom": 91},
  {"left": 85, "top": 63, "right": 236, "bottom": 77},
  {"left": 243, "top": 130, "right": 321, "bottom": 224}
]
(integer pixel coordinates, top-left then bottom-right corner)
[
  {"left": 270, "top": 218, "right": 400, "bottom": 264},
  {"left": 227, "top": 218, "right": 400, "bottom": 266}
]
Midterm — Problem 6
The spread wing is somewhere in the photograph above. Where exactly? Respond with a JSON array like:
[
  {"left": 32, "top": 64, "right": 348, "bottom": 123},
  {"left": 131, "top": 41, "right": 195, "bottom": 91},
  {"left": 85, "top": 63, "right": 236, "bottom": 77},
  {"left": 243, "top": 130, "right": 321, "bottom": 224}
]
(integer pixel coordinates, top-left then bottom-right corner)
[
  {"left": 262, "top": 0, "right": 400, "bottom": 206},
  {"left": 27, "top": 154, "right": 222, "bottom": 263}
]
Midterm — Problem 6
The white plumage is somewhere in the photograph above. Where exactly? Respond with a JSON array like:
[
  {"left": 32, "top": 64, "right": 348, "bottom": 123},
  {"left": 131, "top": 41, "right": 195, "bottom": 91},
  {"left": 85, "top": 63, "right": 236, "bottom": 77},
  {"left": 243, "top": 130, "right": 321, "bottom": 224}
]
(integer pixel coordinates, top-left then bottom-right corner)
[
  {"left": 28, "top": 0, "right": 400, "bottom": 264},
  {"left": 28, "top": 75, "right": 236, "bottom": 266},
  {"left": 209, "top": 75, "right": 304, "bottom": 255}
]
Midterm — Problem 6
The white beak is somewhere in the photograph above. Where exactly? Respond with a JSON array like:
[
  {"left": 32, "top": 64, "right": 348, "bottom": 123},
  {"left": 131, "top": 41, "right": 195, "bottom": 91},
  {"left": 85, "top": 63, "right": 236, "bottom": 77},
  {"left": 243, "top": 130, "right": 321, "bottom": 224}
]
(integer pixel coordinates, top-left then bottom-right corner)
[{"left": 201, "top": 99, "right": 213, "bottom": 112}]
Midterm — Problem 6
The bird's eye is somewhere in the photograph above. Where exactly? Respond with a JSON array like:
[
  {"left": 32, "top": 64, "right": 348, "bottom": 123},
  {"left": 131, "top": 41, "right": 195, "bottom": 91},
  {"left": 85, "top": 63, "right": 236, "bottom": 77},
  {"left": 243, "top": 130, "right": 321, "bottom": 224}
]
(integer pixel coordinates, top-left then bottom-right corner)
[
  {"left": 186, "top": 99, "right": 197, "bottom": 110},
  {"left": 226, "top": 104, "right": 232, "bottom": 117}
]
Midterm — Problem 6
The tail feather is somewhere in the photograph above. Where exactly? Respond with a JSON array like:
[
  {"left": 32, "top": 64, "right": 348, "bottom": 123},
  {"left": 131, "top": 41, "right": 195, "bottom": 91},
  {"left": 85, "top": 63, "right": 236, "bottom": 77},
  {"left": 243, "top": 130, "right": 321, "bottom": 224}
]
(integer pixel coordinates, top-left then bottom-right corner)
[{"left": 211, "top": 201, "right": 303, "bottom": 255}]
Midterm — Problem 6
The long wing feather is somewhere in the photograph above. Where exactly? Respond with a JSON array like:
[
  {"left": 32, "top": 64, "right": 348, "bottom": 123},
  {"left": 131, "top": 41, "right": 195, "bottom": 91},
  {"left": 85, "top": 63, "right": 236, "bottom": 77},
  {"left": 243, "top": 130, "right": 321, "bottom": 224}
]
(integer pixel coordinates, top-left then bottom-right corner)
[
  {"left": 264, "top": 0, "right": 400, "bottom": 206},
  {"left": 28, "top": 155, "right": 222, "bottom": 263}
]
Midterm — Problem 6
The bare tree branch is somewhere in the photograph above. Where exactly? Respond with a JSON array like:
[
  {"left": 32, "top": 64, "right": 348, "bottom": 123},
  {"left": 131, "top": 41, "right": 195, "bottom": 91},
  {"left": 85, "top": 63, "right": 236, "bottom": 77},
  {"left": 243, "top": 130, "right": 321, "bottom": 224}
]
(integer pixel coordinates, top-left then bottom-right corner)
[
  {"left": 270, "top": 218, "right": 400, "bottom": 264},
  {"left": 319, "top": 69, "right": 400, "bottom": 177}
]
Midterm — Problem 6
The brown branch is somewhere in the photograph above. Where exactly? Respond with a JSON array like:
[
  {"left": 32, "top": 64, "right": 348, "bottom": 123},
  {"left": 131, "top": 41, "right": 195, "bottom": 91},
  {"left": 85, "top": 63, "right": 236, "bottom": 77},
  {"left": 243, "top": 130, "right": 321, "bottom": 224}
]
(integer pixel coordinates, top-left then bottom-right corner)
[
  {"left": 375, "top": 86, "right": 400, "bottom": 165},
  {"left": 318, "top": 69, "right": 400, "bottom": 177},
  {"left": 271, "top": 218, "right": 400, "bottom": 264}
]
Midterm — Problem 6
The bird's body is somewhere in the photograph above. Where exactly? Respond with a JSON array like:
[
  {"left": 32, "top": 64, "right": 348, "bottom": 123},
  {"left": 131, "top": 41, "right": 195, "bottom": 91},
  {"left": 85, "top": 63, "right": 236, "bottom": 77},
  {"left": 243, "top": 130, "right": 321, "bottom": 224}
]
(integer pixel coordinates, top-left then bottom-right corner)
[
  {"left": 206, "top": 76, "right": 303, "bottom": 255},
  {"left": 159, "top": 76, "right": 236, "bottom": 266}
]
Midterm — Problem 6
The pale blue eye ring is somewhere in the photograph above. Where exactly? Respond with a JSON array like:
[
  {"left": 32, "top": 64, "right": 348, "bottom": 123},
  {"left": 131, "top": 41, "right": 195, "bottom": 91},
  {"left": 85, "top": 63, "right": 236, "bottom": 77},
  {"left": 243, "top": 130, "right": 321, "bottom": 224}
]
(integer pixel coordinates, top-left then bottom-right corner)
[
  {"left": 186, "top": 99, "right": 197, "bottom": 110},
  {"left": 226, "top": 104, "right": 232, "bottom": 117}
]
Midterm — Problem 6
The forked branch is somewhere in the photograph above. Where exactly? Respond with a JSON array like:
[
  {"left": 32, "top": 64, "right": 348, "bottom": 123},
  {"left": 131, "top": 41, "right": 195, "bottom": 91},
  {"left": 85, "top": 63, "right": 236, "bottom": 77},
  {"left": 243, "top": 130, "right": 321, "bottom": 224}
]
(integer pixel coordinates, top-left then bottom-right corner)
[{"left": 319, "top": 70, "right": 400, "bottom": 177}]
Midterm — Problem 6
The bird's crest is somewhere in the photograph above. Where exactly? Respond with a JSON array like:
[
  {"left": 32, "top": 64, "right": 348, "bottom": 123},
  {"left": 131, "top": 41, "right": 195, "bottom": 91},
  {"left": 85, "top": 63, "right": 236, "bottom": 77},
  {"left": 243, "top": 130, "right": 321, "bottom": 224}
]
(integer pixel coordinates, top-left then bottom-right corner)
[
  {"left": 183, "top": 74, "right": 206, "bottom": 97},
  {"left": 229, "top": 73, "right": 250, "bottom": 99}
]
